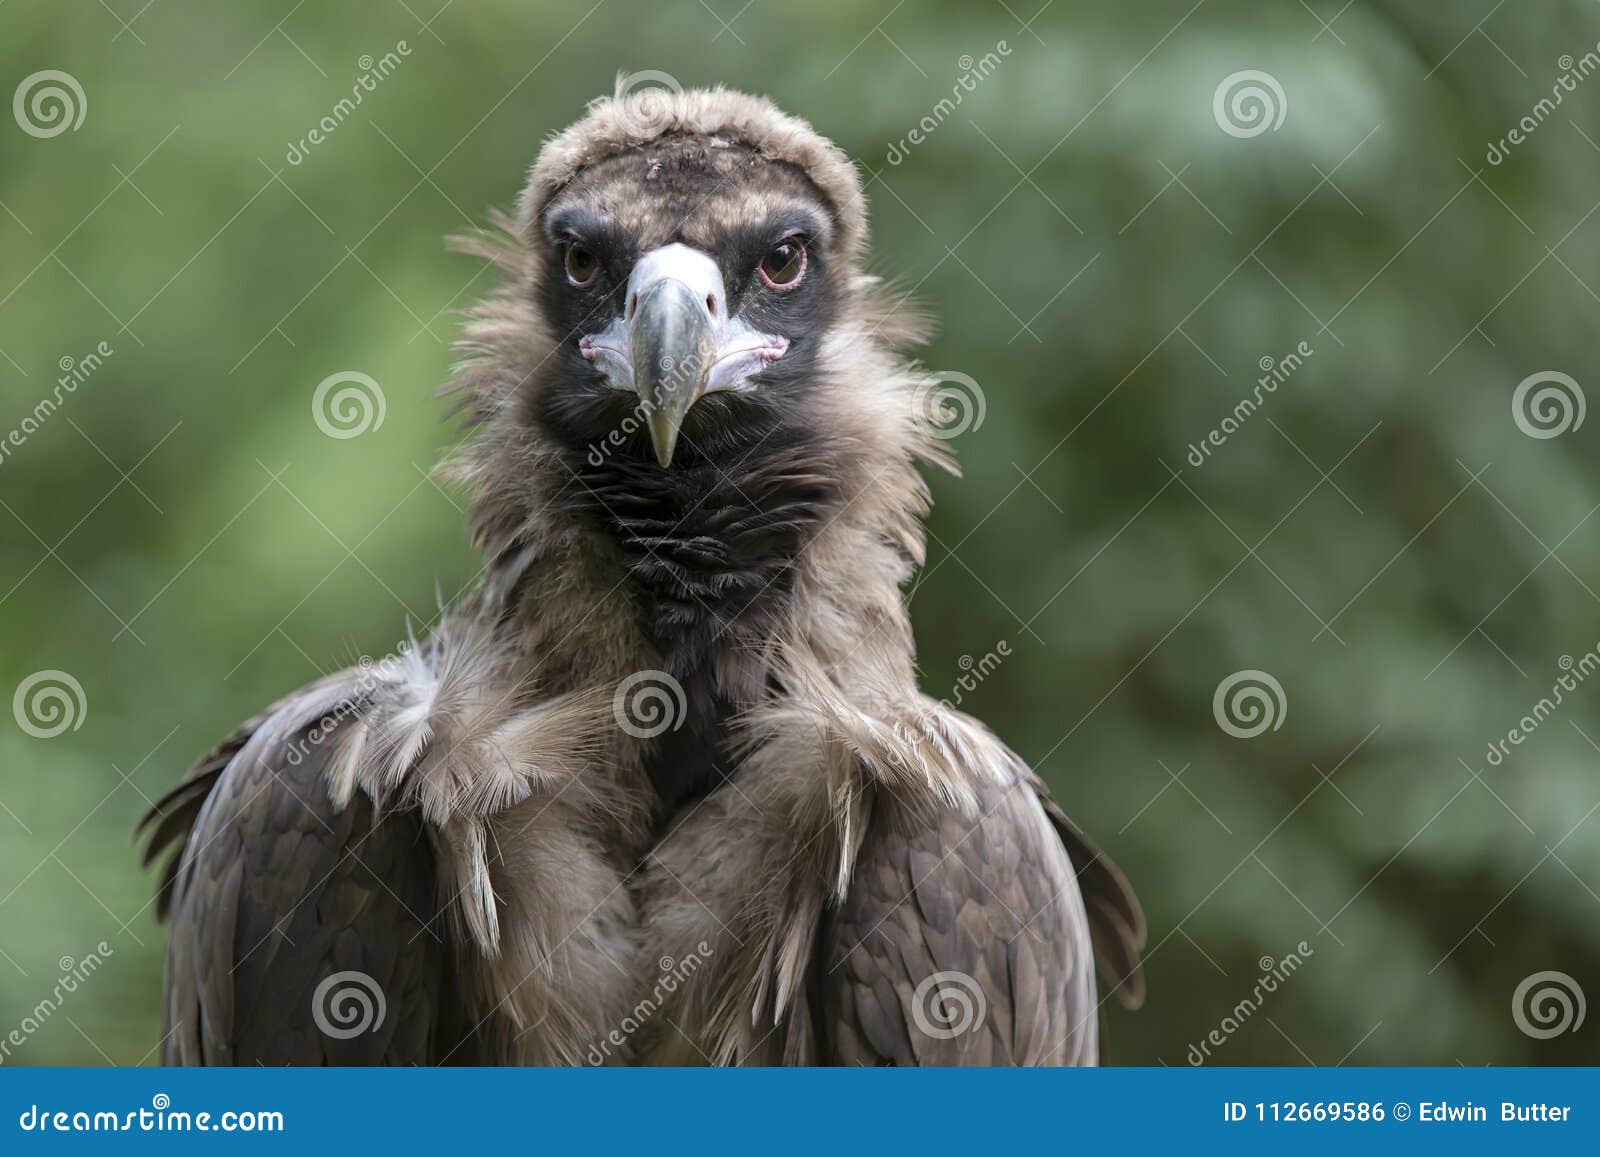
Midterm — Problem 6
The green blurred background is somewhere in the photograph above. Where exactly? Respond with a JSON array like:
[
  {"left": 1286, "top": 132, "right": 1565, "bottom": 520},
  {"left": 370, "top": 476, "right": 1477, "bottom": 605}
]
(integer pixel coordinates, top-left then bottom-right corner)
[{"left": 3, "top": 0, "right": 1598, "bottom": 1065}]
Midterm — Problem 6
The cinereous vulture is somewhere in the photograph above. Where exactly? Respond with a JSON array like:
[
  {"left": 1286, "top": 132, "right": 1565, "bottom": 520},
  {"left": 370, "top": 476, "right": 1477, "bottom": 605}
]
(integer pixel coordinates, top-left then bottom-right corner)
[{"left": 139, "top": 84, "right": 1145, "bottom": 1065}]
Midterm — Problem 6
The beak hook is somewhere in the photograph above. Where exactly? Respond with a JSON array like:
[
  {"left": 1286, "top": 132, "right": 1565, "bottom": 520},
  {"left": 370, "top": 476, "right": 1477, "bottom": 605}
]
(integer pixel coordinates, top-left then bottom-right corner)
[{"left": 629, "top": 278, "right": 715, "bottom": 467}]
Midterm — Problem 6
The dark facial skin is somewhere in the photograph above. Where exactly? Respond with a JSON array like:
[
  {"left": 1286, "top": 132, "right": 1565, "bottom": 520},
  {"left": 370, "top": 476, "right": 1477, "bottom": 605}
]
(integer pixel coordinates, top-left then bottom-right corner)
[
  {"left": 526, "top": 138, "right": 852, "bottom": 814},
  {"left": 531, "top": 138, "right": 842, "bottom": 467}
]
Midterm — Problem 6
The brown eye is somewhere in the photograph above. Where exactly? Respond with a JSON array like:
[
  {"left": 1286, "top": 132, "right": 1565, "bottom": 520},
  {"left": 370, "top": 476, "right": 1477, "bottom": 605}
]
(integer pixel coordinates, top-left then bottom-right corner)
[
  {"left": 758, "top": 239, "right": 806, "bottom": 290},
  {"left": 564, "top": 243, "right": 600, "bottom": 288}
]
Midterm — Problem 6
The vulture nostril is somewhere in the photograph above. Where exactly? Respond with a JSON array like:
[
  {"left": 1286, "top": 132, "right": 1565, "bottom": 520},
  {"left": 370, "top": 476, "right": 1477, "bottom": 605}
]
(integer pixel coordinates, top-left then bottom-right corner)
[
  {"left": 626, "top": 293, "right": 637, "bottom": 320},
  {"left": 706, "top": 293, "right": 718, "bottom": 317}
]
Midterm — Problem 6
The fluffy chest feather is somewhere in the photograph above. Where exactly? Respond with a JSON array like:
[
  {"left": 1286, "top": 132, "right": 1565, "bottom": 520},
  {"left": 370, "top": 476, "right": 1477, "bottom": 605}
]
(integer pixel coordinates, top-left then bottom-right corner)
[{"left": 570, "top": 442, "right": 841, "bottom": 809}]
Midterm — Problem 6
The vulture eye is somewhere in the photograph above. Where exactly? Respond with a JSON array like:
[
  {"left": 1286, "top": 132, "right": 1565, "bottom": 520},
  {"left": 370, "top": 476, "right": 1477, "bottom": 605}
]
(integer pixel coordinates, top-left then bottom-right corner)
[
  {"left": 758, "top": 239, "right": 806, "bottom": 290},
  {"left": 563, "top": 243, "right": 601, "bottom": 288}
]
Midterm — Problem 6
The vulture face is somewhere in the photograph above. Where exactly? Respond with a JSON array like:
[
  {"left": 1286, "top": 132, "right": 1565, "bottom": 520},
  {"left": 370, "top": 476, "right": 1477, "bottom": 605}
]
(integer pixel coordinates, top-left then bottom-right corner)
[{"left": 534, "top": 139, "right": 840, "bottom": 468}]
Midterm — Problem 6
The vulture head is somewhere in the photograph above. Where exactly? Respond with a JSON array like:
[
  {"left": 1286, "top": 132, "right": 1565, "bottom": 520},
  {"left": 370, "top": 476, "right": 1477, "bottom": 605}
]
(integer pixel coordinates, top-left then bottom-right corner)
[{"left": 448, "top": 84, "right": 943, "bottom": 708}]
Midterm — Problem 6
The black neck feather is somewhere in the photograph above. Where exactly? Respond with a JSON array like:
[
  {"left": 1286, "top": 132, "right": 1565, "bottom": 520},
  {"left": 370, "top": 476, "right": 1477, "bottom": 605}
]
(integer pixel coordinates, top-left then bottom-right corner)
[{"left": 567, "top": 434, "right": 843, "bottom": 811}]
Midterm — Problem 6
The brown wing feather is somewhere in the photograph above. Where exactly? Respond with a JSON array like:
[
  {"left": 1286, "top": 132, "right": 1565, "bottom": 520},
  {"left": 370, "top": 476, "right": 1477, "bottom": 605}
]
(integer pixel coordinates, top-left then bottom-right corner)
[
  {"left": 819, "top": 774, "right": 1113, "bottom": 1066},
  {"left": 143, "top": 690, "right": 472, "bottom": 1065},
  {"left": 1038, "top": 793, "right": 1147, "bottom": 1009}
]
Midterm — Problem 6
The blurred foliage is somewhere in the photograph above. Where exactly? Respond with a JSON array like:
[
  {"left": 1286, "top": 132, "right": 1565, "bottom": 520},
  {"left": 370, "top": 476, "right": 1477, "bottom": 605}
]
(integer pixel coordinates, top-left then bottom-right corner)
[{"left": 2, "top": 0, "right": 1599, "bottom": 1066}]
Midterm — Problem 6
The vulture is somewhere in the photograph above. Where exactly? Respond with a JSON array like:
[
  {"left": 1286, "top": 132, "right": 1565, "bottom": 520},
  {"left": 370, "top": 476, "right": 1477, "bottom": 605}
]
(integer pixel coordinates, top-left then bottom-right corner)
[{"left": 139, "top": 85, "right": 1145, "bottom": 1066}]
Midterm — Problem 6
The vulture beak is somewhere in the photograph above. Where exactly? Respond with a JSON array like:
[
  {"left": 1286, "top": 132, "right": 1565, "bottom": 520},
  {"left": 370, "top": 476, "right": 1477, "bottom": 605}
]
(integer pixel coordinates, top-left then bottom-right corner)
[
  {"left": 580, "top": 243, "right": 789, "bottom": 467},
  {"left": 630, "top": 269, "right": 716, "bottom": 468}
]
